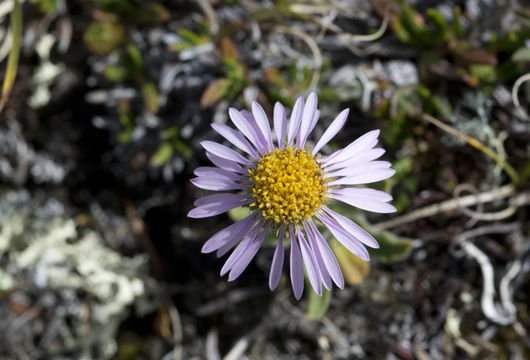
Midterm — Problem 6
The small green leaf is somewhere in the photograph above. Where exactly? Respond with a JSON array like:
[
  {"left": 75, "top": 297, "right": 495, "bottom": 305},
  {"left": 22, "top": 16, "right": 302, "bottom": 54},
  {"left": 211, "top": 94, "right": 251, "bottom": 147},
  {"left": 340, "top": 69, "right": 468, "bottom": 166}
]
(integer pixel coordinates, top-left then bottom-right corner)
[
  {"left": 83, "top": 20, "right": 124, "bottom": 55},
  {"left": 469, "top": 64, "right": 496, "bottom": 84},
  {"left": 117, "top": 129, "right": 133, "bottom": 144},
  {"left": 150, "top": 142, "right": 173, "bottom": 167},
  {"left": 142, "top": 82, "right": 160, "bottom": 114},
  {"left": 228, "top": 206, "right": 252, "bottom": 222},
  {"left": 331, "top": 239, "right": 370, "bottom": 285},
  {"left": 127, "top": 43, "right": 143, "bottom": 69},
  {"left": 103, "top": 65, "right": 128, "bottom": 82},
  {"left": 200, "top": 79, "right": 231, "bottom": 108},
  {"left": 369, "top": 229, "right": 413, "bottom": 264},
  {"left": 512, "top": 47, "right": 530, "bottom": 62},
  {"left": 306, "top": 287, "right": 332, "bottom": 320}
]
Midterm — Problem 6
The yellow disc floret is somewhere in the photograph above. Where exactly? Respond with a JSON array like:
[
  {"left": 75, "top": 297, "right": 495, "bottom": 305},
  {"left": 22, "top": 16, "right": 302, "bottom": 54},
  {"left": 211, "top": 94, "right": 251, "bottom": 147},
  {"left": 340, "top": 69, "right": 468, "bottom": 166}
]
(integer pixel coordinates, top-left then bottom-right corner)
[{"left": 248, "top": 147, "right": 326, "bottom": 224}]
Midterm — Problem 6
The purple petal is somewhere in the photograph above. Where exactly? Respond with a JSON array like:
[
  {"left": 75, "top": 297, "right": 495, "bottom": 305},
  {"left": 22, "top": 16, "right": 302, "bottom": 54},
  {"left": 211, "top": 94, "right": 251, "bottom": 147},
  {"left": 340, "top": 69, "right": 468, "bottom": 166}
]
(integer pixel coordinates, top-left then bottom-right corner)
[
  {"left": 307, "top": 110, "right": 320, "bottom": 140},
  {"left": 228, "top": 108, "right": 267, "bottom": 155},
  {"left": 273, "top": 102, "right": 287, "bottom": 149},
  {"left": 229, "top": 224, "right": 271, "bottom": 281},
  {"left": 325, "top": 148, "right": 386, "bottom": 172},
  {"left": 303, "top": 222, "right": 332, "bottom": 290},
  {"left": 289, "top": 226, "right": 304, "bottom": 300},
  {"left": 297, "top": 92, "right": 317, "bottom": 148},
  {"left": 324, "top": 160, "right": 391, "bottom": 178},
  {"left": 308, "top": 220, "right": 344, "bottom": 288},
  {"left": 211, "top": 123, "right": 258, "bottom": 159},
  {"left": 297, "top": 227, "right": 322, "bottom": 296},
  {"left": 206, "top": 152, "right": 247, "bottom": 174},
  {"left": 323, "top": 207, "right": 379, "bottom": 248},
  {"left": 220, "top": 222, "right": 263, "bottom": 275},
  {"left": 327, "top": 193, "right": 396, "bottom": 213},
  {"left": 201, "top": 141, "right": 253, "bottom": 167},
  {"left": 327, "top": 168, "right": 396, "bottom": 186},
  {"left": 191, "top": 176, "right": 247, "bottom": 191},
  {"left": 202, "top": 213, "right": 258, "bottom": 253},
  {"left": 194, "top": 166, "right": 245, "bottom": 180},
  {"left": 312, "top": 109, "right": 349, "bottom": 155},
  {"left": 188, "top": 193, "right": 251, "bottom": 218},
  {"left": 322, "top": 130, "right": 380, "bottom": 166},
  {"left": 317, "top": 212, "right": 370, "bottom": 261},
  {"left": 252, "top": 101, "right": 274, "bottom": 152},
  {"left": 287, "top": 96, "right": 304, "bottom": 147},
  {"left": 269, "top": 228, "right": 285, "bottom": 290},
  {"left": 241, "top": 110, "right": 269, "bottom": 155}
]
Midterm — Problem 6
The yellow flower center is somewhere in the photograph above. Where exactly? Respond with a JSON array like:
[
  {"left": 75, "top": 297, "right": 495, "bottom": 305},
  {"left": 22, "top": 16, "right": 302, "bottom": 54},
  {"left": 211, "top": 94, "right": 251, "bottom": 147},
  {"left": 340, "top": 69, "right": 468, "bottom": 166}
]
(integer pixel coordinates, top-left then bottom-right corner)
[{"left": 248, "top": 147, "right": 326, "bottom": 224}]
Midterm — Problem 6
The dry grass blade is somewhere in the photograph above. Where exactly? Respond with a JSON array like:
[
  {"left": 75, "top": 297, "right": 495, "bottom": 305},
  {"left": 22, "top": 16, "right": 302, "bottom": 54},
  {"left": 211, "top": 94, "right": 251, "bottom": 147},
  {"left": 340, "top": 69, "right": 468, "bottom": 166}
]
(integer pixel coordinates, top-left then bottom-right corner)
[
  {"left": 0, "top": 0, "right": 22, "bottom": 113},
  {"left": 422, "top": 114, "right": 520, "bottom": 184}
]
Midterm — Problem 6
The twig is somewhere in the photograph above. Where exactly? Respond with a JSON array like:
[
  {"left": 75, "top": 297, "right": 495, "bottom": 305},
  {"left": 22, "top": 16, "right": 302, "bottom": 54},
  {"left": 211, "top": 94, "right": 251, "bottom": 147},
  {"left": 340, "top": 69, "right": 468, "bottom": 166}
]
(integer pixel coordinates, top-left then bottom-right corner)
[
  {"left": 422, "top": 114, "right": 520, "bottom": 184},
  {"left": 273, "top": 25, "right": 322, "bottom": 90},
  {"left": 124, "top": 199, "right": 165, "bottom": 278},
  {"left": 452, "top": 223, "right": 523, "bottom": 325},
  {"left": 511, "top": 72, "right": 530, "bottom": 109},
  {"left": 373, "top": 184, "right": 515, "bottom": 231},
  {"left": 195, "top": 0, "right": 219, "bottom": 35}
]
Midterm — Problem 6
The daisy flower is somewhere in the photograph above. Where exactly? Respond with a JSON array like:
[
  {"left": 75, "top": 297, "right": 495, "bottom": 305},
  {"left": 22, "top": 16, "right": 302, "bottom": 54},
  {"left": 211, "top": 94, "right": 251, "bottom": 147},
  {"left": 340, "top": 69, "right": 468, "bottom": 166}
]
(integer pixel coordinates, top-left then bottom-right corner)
[{"left": 188, "top": 92, "right": 396, "bottom": 299}]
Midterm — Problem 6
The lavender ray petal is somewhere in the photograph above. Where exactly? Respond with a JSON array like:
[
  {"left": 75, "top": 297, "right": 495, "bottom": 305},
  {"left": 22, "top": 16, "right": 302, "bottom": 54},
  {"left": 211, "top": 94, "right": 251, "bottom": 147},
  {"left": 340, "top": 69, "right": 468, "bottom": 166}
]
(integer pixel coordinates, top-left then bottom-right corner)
[
  {"left": 273, "top": 102, "right": 287, "bottom": 149},
  {"left": 329, "top": 187, "right": 393, "bottom": 203},
  {"left": 229, "top": 224, "right": 271, "bottom": 281},
  {"left": 228, "top": 108, "right": 267, "bottom": 155},
  {"left": 201, "top": 140, "right": 253, "bottom": 167},
  {"left": 327, "top": 193, "right": 396, "bottom": 214},
  {"left": 202, "top": 213, "right": 258, "bottom": 253},
  {"left": 206, "top": 152, "right": 247, "bottom": 174},
  {"left": 211, "top": 123, "right": 258, "bottom": 159},
  {"left": 252, "top": 101, "right": 274, "bottom": 152},
  {"left": 308, "top": 219, "right": 344, "bottom": 288},
  {"left": 241, "top": 110, "right": 269, "bottom": 155},
  {"left": 321, "top": 130, "right": 380, "bottom": 166},
  {"left": 289, "top": 226, "right": 304, "bottom": 300},
  {"left": 317, "top": 212, "right": 370, "bottom": 261},
  {"left": 193, "top": 193, "right": 247, "bottom": 207},
  {"left": 297, "top": 92, "right": 317, "bottom": 148},
  {"left": 190, "top": 177, "right": 247, "bottom": 191},
  {"left": 323, "top": 207, "right": 379, "bottom": 248},
  {"left": 269, "top": 228, "right": 285, "bottom": 290},
  {"left": 325, "top": 148, "right": 385, "bottom": 172},
  {"left": 303, "top": 222, "right": 332, "bottom": 290},
  {"left": 287, "top": 96, "right": 304, "bottom": 147},
  {"left": 307, "top": 109, "right": 320, "bottom": 141},
  {"left": 297, "top": 227, "right": 322, "bottom": 296},
  {"left": 327, "top": 168, "right": 396, "bottom": 186},
  {"left": 188, "top": 194, "right": 251, "bottom": 218},
  {"left": 312, "top": 109, "right": 349, "bottom": 155},
  {"left": 220, "top": 222, "right": 263, "bottom": 276},
  {"left": 324, "top": 160, "right": 391, "bottom": 179},
  {"left": 193, "top": 166, "right": 245, "bottom": 181}
]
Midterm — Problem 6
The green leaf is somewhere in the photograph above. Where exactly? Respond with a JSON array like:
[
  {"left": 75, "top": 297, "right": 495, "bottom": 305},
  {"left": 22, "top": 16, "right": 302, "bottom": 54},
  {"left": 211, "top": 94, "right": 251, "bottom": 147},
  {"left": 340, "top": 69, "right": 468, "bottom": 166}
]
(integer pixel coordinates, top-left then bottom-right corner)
[
  {"left": 228, "top": 206, "right": 252, "bottom": 222},
  {"left": 83, "top": 20, "right": 124, "bottom": 55},
  {"left": 200, "top": 79, "right": 231, "bottom": 108},
  {"left": 512, "top": 47, "right": 530, "bottom": 62},
  {"left": 150, "top": 142, "right": 173, "bottom": 167},
  {"left": 306, "top": 287, "right": 332, "bottom": 320},
  {"left": 127, "top": 43, "right": 143, "bottom": 69},
  {"left": 469, "top": 64, "right": 496, "bottom": 84},
  {"left": 331, "top": 239, "right": 370, "bottom": 285},
  {"left": 368, "top": 229, "right": 413, "bottom": 264},
  {"left": 141, "top": 82, "right": 160, "bottom": 114},
  {"left": 103, "top": 65, "right": 128, "bottom": 82}
]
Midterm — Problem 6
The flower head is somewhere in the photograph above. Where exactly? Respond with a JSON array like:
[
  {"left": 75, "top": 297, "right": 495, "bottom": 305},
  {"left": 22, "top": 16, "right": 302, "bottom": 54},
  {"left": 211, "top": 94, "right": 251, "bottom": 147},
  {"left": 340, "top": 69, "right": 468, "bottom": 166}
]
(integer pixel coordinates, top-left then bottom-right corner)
[{"left": 188, "top": 93, "right": 396, "bottom": 299}]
